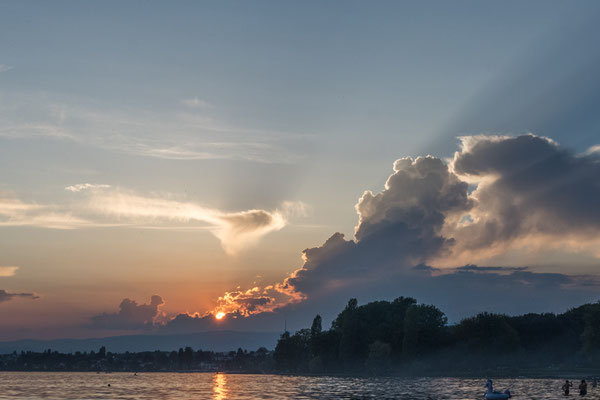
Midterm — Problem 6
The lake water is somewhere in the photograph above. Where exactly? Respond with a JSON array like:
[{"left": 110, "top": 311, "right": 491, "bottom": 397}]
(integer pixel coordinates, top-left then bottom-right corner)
[{"left": 0, "top": 372, "right": 598, "bottom": 399}]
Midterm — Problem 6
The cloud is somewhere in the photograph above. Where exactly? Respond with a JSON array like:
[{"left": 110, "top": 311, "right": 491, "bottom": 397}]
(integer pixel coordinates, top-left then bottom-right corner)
[
  {"left": 211, "top": 134, "right": 600, "bottom": 322},
  {"left": 84, "top": 190, "right": 295, "bottom": 254},
  {"left": 90, "top": 295, "right": 164, "bottom": 330},
  {"left": 65, "top": 183, "right": 111, "bottom": 192},
  {"left": 443, "top": 134, "right": 600, "bottom": 262},
  {"left": 213, "top": 155, "right": 474, "bottom": 315},
  {"left": 451, "top": 264, "right": 528, "bottom": 273},
  {"left": 0, "top": 93, "right": 309, "bottom": 163},
  {"left": 1, "top": 187, "right": 300, "bottom": 253},
  {"left": 180, "top": 97, "right": 212, "bottom": 110},
  {"left": 585, "top": 144, "right": 600, "bottom": 155},
  {"left": 0, "top": 289, "right": 39, "bottom": 303},
  {"left": 404, "top": 264, "right": 600, "bottom": 321},
  {"left": 158, "top": 307, "right": 293, "bottom": 334},
  {"left": 0, "top": 65, "right": 13, "bottom": 73},
  {"left": 215, "top": 287, "right": 284, "bottom": 317},
  {"left": 0, "top": 266, "right": 19, "bottom": 277},
  {"left": 286, "top": 155, "right": 472, "bottom": 299},
  {"left": 0, "top": 195, "right": 91, "bottom": 229}
]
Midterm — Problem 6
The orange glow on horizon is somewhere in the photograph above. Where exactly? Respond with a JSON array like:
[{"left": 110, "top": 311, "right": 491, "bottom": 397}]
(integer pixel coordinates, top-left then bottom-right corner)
[{"left": 215, "top": 312, "right": 225, "bottom": 320}]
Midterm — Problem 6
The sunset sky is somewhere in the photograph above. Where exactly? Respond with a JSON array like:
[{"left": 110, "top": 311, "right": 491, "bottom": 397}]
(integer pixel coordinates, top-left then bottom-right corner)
[{"left": 2, "top": 0, "right": 600, "bottom": 341}]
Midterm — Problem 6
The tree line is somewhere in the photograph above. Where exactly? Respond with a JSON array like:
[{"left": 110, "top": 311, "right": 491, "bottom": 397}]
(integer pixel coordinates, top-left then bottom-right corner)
[
  {"left": 274, "top": 297, "right": 600, "bottom": 375},
  {"left": 0, "top": 346, "right": 273, "bottom": 372}
]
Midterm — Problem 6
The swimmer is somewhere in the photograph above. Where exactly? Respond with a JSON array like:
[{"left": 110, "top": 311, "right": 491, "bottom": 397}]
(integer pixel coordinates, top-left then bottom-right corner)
[
  {"left": 579, "top": 380, "right": 587, "bottom": 396},
  {"left": 563, "top": 380, "right": 573, "bottom": 396}
]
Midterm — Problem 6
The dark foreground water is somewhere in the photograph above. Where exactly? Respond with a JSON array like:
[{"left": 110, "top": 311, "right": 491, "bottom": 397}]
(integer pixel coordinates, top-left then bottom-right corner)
[{"left": 0, "top": 372, "right": 598, "bottom": 399}]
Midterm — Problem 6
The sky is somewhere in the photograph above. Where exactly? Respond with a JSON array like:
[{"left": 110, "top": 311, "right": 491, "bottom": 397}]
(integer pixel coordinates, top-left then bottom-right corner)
[{"left": 2, "top": 0, "right": 600, "bottom": 341}]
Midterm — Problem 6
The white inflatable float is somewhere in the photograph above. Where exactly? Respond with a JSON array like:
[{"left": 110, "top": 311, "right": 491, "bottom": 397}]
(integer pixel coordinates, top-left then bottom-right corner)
[{"left": 485, "top": 379, "right": 512, "bottom": 399}]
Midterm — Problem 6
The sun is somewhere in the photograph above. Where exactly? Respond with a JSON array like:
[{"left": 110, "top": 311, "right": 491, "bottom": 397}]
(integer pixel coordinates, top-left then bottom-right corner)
[{"left": 215, "top": 312, "right": 225, "bottom": 320}]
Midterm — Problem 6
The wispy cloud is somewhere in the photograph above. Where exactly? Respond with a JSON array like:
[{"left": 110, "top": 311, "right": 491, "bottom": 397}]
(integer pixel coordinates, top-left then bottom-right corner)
[
  {"left": 583, "top": 144, "right": 600, "bottom": 156},
  {"left": 180, "top": 97, "right": 212, "bottom": 110},
  {"left": 0, "top": 65, "right": 13, "bottom": 73},
  {"left": 0, "top": 93, "right": 309, "bottom": 163},
  {"left": 0, "top": 195, "right": 91, "bottom": 229},
  {"left": 84, "top": 190, "right": 299, "bottom": 254},
  {"left": 129, "top": 140, "right": 285, "bottom": 162},
  {"left": 65, "top": 183, "right": 111, "bottom": 192},
  {"left": 0, "top": 187, "right": 305, "bottom": 254},
  {"left": 0, "top": 266, "right": 19, "bottom": 277}
]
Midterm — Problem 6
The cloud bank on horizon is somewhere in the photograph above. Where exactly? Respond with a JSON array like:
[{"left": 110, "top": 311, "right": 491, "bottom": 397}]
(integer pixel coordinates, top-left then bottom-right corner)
[
  {"left": 0, "top": 290, "right": 38, "bottom": 303},
  {"left": 90, "top": 295, "right": 165, "bottom": 330}
]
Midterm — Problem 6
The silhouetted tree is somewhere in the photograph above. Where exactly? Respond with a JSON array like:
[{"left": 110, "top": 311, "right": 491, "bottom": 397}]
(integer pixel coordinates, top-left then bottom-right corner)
[
  {"left": 402, "top": 304, "right": 447, "bottom": 358},
  {"left": 311, "top": 315, "right": 322, "bottom": 337},
  {"left": 454, "top": 312, "right": 520, "bottom": 354},
  {"left": 582, "top": 303, "right": 600, "bottom": 353},
  {"left": 273, "top": 330, "right": 311, "bottom": 372}
]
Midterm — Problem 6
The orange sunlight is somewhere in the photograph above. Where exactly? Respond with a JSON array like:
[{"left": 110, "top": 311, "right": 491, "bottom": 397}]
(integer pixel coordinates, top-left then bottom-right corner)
[
  {"left": 215, "top": 312, "right": 225, "bottom": 320},
  {"left": 212, "top": 372, "right": 227, "bottom": 400}
]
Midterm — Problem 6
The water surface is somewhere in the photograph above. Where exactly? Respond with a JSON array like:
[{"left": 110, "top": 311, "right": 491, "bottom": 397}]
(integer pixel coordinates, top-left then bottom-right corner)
[{"left": 0, "top": 372, "right": 598, "bottom": 399}]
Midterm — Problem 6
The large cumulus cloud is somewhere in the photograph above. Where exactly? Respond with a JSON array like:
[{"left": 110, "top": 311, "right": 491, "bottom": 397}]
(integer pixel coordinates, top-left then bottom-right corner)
[
  {"left": 209, "top": 134, "right": 600, "bottom": 325},
  {"left": 287, "top": 156, "right": 472, "bottom": 298}
]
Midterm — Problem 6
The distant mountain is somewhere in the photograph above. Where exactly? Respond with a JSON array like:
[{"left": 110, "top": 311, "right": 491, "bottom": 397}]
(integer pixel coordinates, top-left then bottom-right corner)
[{"left": 0, "top": 331, "right": 281, "bottom": 354}]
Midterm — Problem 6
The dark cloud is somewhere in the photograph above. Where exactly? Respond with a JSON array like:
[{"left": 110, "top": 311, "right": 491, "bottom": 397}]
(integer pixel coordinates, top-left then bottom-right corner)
[
  {"left": 449, "top": 134, "right": 600, "bottom": 253},
  {"left": 406, "top": 265, "right": 599, "bottom": 321},
  {"left": 0, "top": 289, "right": 38, "bottom": 303},
  {"left": 279, "top": 263, "right": 599, "bottom": 326},
  {"left": 90, "top": 295, "right": 164, "bottom": 330},
  {"left": 453, "top": 264, "right": 528, "bottom": 273}
]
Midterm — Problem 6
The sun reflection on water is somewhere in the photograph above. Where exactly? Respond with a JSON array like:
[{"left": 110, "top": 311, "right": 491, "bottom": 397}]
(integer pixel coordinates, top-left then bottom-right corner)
[{"left": 212, "top": 372, "right": 228, "bottom": 400}]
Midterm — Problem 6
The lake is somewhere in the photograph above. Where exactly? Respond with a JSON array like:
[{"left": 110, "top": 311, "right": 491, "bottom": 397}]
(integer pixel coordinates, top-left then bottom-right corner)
[{"left": 0, "top": 372, "right": 597, "bottom": 399}]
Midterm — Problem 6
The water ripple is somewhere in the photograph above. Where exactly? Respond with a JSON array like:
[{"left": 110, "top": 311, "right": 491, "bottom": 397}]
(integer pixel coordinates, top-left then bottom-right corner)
[{"left": 0, "top": 372, "right": 598, "bottom": 399}]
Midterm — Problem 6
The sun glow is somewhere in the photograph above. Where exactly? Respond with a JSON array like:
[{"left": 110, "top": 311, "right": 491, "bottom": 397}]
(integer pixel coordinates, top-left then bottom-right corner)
[{"left": 215, "top": 312, "right": 225, "bottom": 320}]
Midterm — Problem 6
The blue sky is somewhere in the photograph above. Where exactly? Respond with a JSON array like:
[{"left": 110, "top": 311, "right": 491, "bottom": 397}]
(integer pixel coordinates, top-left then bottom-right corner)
[{"left": 3, "top": 1, "right": 596, "bottom": 223}]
